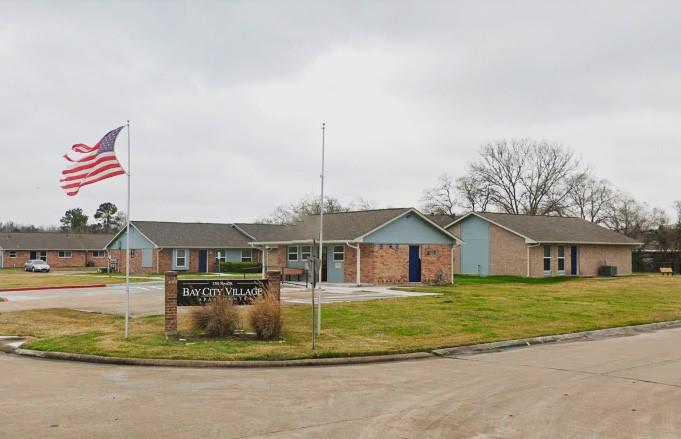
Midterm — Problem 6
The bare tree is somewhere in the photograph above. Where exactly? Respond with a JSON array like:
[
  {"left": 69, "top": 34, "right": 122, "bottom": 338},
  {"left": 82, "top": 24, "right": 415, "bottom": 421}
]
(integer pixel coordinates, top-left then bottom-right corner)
[
  {"left": 421, "top": 174, "right": 457, "bottom": 216},
  {"left": 259, "top": 194, "right": 351, "bottom": 224},
  {"left": 468, "top": 139, "right": 581, "bottom": 215},
  {"left": 566, "top": 172, "right": 614, "bottom": 224},
  {"left": 455, "top": 175, "right": 491, "bottom": 212},
  {"left": 603, "top": 192, "right": 665, "bottom": 242}
]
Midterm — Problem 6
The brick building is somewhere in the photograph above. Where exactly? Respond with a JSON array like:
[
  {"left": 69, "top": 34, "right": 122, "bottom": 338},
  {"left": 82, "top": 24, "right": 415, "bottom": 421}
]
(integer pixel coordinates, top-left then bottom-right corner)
[
  {"left": 247, "top": 208, "right": 461, "bottom": 284},
  {"left": 446, "top": 212, "right": 641, "bottom": 277},
  {"left": 106, "top": 221, "right": 264, "bottom": 274},
  {"left": 0, "top": 232, "right": 113, "bottom": 269},
  {"left": 105, "top": 209, "right": 462, "bottom": 284}
]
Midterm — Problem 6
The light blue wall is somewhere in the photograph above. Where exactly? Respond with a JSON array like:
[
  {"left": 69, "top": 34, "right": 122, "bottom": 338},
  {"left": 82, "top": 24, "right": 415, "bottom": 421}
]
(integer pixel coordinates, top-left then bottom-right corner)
[
  {"left": 108, "top": 226, "right": 155, "bottom": 250},
  {"left": 363, "top": 213, "right": 455, "bottom": 244},
  {"left": 142, "top": 248, "right": 153, "bottom": 268},
  {"left": 460, "top": 215, "right": 490, "bottom": 275},
  {"left": 284, "top": 245, "right": 313, "bottom": 270}
]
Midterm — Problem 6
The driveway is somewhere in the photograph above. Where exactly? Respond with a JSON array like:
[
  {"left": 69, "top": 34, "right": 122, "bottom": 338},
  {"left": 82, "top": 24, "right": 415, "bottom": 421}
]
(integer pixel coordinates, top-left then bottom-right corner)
[
  {"left": 0, "top": 283, "right": 435, "bottom": 316},
  {"left": 2, "top": 327, "right": 681, "bottom": 438}
]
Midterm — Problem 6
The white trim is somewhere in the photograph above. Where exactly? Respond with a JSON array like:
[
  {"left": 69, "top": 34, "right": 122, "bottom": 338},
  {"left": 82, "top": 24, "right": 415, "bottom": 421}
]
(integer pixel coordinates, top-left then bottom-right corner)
[
  {"left": 58, "top": 250, "right": 73, "bottom": 258},
  {"left": 287, "top": 245, "right": 299, "bottom": 262},
  {"left": 231, "top": 224, "right": 256, "bottom": 240},
  {"left": 557, "top": 245, "right": 565, "bottom": 274}
]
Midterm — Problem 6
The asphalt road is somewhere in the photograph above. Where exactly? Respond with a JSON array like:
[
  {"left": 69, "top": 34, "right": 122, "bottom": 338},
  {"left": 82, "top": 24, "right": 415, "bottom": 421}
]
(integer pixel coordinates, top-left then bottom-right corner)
[
  {"left": 0, "top": 283, "right": 434, "bottom": 316},
  {"left": 2, "top": 327, "right": 681, "bottom": 438}
]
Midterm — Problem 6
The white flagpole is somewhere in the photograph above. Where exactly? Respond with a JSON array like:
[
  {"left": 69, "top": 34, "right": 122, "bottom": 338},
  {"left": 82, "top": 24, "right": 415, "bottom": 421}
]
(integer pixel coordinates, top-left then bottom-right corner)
[
  {"left": 124, "top": 120, "right": 131, "bottom": 339},
  {"left": 317, "top": 122, "right": 325, "bottom": 335}
]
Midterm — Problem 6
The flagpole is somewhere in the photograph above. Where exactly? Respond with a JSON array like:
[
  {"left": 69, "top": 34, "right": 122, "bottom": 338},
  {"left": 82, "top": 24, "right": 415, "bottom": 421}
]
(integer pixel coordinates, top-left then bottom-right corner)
[
  {"left": 317, "top": 122, "right": 325, "bottom": 336},
  {"left": 125, "top": 120, "right": 131, "bottom": 339}
]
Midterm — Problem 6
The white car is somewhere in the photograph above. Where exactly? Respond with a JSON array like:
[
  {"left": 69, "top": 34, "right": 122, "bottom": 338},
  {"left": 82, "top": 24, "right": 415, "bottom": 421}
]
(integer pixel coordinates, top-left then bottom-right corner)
[{"left": 24, "top": 259, "right": 51, "bottom": 272}]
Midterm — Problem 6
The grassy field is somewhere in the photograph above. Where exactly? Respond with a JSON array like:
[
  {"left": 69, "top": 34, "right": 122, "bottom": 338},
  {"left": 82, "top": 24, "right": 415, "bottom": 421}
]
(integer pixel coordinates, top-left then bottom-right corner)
[
  {"left": 0, "top": 269, "right": 154, "bottom": 289},
  {"left": 2, "top": 274, "right": 680, "bottom": 361}
]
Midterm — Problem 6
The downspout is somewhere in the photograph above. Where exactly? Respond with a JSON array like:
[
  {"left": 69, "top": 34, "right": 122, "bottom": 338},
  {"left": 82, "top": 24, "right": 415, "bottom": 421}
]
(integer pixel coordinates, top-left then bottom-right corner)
[
  {"left": 451, "top": 243, "right": 455, "bottom": 284},
  {"left": 156, "top": 248, "right": 161, "bottom": 274},
  {"left": 261, "top": 245, "right": 267, "bottom": 277},
  {"left": 527, "top": 243, "right": 540, "bottom": 277},
  {"left": 346, "top": 242, "right": 361, "bottom": 286}
]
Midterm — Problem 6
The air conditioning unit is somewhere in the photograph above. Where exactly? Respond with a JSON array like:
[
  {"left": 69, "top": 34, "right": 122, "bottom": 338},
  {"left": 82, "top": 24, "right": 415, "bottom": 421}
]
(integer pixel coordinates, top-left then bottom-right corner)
[{"left": 599, "top": 265, "right": 618, "bottom": 276}]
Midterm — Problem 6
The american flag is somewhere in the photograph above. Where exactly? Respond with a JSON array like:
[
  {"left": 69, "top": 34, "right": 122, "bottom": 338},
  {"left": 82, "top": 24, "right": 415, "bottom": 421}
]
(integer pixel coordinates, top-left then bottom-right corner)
[{"left": 60, "top": 126, "right": 126, "bottom": 196}]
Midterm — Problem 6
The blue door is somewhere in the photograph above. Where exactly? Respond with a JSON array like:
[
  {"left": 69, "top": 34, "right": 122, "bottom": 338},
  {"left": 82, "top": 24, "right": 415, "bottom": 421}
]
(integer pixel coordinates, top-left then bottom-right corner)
[
  {"left": 198, "top": 250, "right": 208, "bottom": 272},
  {"left": 571, "top": 246, "right": 578, "bottom": 275},
  {"left": 409, "top": 245, "right": 421, "bottom": 282}
]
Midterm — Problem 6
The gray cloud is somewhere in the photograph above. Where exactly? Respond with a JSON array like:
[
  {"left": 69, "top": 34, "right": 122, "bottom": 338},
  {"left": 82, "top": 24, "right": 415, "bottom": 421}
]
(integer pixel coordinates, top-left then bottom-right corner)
[{"left": 2, "top": 1, "right": 680, "bottom": 227}]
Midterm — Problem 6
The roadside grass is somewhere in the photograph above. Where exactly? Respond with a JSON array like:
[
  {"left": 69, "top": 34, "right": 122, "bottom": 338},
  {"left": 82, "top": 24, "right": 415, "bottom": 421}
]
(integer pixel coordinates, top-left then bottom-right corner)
[
  {"left": 3, "top": 274, "right": 681, "bottom": 361},
  {"left": 0, "top": 269, "right": 154, "bottom": 289}
]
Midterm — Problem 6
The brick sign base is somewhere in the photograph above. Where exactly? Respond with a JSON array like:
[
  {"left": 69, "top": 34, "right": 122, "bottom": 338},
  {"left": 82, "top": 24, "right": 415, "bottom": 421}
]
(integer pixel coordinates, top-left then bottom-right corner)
[{"left": 164, "top": 271, "right": 281, "bottom": 336}]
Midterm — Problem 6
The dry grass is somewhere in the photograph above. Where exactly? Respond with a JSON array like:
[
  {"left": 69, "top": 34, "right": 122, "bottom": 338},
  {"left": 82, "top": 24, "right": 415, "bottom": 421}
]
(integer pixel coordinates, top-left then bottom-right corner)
[
  {"left": 2, "top": 274, "right": 681, "bottom": 361},
  {"left": 0, "top": 269, "right": 152, "bottom": 289}
]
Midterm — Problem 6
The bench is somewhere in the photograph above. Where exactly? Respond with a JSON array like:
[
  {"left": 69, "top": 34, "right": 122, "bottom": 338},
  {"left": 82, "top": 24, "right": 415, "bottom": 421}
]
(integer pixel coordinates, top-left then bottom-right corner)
[
  {"left": 660, "top": 267, "right": 674, "bottom": 276},
  {"left": 282, "top": 267, "right": 305, "bottom": 281}
]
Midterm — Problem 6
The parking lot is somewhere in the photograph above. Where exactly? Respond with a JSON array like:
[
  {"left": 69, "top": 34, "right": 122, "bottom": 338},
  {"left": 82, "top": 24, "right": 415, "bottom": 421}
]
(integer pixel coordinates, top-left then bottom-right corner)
[{"left": 0, "top": 282, "right": 436, "bottom": 316}]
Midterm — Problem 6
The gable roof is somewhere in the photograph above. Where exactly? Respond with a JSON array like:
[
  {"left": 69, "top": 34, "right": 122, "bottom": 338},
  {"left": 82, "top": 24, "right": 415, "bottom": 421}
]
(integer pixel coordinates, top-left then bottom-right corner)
[
  {"left": 249, "top": 208, "right": 461, "bottom": 244},
  {"left": 117, "top": 221, "right": 254, "bottom": 248},
  {"left": 448, "top": 212, "right": 642, "bottom": 245},
  {"left": 426, "top": 213, "right": 457, "bottom": 227},
  {"left": 0, "top": 232, "right": 114, "bottom": 251}
]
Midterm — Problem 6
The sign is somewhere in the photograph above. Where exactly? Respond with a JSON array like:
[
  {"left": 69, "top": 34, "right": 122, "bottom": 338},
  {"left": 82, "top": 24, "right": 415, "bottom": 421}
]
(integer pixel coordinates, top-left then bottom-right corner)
[{"left": 177, "top": 279, "right": 269, "bottom": 306}]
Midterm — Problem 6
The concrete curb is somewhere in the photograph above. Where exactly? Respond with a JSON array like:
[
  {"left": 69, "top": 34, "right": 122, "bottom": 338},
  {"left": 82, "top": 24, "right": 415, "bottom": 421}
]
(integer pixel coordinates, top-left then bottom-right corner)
[
  {"left": 3, "top": 344, "right": 433, "bottom": 368},
  {"left": 0, "top": 284, "right": 106, "bottom": 292},
  {"left": 433, "top": 319, "right": 681, "bottom": 357},
  {"left": 4, "top": 320, "right": 681, "bottom": 368}
]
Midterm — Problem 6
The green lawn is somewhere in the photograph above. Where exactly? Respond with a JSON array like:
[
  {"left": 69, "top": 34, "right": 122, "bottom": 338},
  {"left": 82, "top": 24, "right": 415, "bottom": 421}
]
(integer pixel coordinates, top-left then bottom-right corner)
[
  {"left": 0, "top": 269, "right": 154, "bottom": 289},
  {"left": 2, "top": 274, "right": 681, "bottom": 361}
]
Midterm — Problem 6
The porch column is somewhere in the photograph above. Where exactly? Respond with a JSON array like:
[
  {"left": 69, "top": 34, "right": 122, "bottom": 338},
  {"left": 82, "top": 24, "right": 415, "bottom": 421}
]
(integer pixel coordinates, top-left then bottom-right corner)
[{"left": 356, "top": 244, "right": 361, "bottom": 286}]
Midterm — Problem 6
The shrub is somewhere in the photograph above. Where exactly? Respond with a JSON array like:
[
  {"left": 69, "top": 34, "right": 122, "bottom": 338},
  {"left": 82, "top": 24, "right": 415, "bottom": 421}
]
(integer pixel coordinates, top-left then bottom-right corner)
[
  {"left": 249, "top": 294, "right": 283, "bottom": 340},
  {"left": 218, "top": 261, "right": 262, "bottom": 273},
  {"left": 190, "top": 297, "right": 241, "bottom": 337}
]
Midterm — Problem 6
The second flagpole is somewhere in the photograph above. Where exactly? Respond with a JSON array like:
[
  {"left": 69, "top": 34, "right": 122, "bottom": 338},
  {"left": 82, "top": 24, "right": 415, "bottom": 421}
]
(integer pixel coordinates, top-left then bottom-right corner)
[{"left": 124, "top": 120, "right": 131, "bottom": 338}]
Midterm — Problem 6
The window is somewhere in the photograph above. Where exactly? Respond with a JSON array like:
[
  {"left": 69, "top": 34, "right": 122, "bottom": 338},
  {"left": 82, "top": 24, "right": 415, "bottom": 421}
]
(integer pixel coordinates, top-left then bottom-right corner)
[
  {"left": 175, "top": 249, "right": 187, "bottom": 268},
  {"left": 8, "top": 251, "right": 16, "bottom": 258},
  {"left": 38, "top": 251, "right": 47, "bottom": 261},
  {"left": 333, "top": 245, "right": 344, "bottom": 261},
  {"left": 241, "top": 249, "right": 252, "bottom": 262},
  {"left": 301, "top": 245, "right": 312, "bottom": 260},
  {"left": 287, "top": 246, "right": 298, "bottom": 261},
  {"left": 543, "top": 245, "right": 551, "bottom": 274},
  {"left": 557, "top": 246, "right": 565, "bottom": 273},
  {"left": 92, "top": 250, "right": 105, "bottom": 258}
]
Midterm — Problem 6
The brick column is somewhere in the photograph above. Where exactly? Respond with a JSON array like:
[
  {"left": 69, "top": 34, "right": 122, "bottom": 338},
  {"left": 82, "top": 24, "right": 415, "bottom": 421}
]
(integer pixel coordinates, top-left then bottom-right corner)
[
  {"left": 266, "top": 270, "right": 281, "bottom": 302},
  {"left": 164, "top": 271, "right": 178, "bottom": 336}
]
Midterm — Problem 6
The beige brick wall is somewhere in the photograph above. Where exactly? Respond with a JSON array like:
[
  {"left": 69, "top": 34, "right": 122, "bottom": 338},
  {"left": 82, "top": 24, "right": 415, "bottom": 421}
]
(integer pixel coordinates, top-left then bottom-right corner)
[
  {"left": 529, "top": 244, "right": 632, "bottom": 277},
  {"left": 489, "top": 224, "right": 527, "bottom": 276},
  {"left": 578, "top": 245, "right": 633, "bottom": 276}
]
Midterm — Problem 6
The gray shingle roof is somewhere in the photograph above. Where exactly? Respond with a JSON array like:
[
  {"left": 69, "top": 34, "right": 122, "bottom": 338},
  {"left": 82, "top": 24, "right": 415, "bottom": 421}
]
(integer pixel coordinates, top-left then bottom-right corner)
[
  {"left": 132, "top": 221, "right": 252, "bottom": 248},
  {"left": 248, "top": 208, "right": 414, "bottom": 243},
  {"left": 427, "top": 214, "right": 457, "bottom": 227},
  {"left": 0, "top": 232, "right": 114, "bottom": 251},
  {"left": 462, "top": 212, "right": 641, "bottom": 245}
]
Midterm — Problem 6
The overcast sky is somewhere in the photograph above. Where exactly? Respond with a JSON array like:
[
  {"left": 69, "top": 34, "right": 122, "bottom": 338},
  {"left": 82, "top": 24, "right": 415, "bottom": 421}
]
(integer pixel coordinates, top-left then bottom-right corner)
[{"left": 2, "top": 1, "right": 680, "bottom": 227}]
